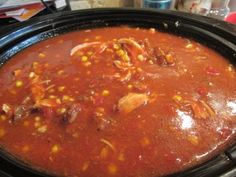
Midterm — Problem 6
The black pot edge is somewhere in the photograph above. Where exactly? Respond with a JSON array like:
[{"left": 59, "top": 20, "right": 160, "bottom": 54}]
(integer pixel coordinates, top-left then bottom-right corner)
[
  {"left": 1, "top": 8, "right": 236, "bottom": 34},
  {"left": 0, "top": 8, "right": 236, "bottom": 177}
]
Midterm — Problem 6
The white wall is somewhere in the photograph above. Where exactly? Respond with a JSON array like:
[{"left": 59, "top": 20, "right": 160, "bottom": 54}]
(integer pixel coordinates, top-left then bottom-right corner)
[
  {"left": 69, "top": 0, "right": 133, "bottom": 10},
  {"left": 229, "top": 0, "right": 236, "bottom": 11}
]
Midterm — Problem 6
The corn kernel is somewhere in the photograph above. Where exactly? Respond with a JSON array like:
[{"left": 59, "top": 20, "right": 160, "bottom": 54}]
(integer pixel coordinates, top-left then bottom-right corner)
[
  {"left": 83, "top": 61, "right": 91, "bottom": 67},
  {"left": 35, "top": 116, "right": 41, "bottom": 122},
  {"left": 58, "top": 108, "right": 66, "bottom": 114},
  {"left": 113, "top": 44, "right": 119, "bottom": 50},
  {"left": 22, "top": 145, "right": 30, "bottom": 153},
  {"left": 95, "top": 36, "right": 101, "bottom": 40},
  {"left": 29, "top": 72, "right": 35, "bottom": 78},
  {"left": 56, "top": 99, "right": 61, "bottom": 104},
  {"left": 72, "top": 132, "right": 79, "bottom": 138},
  {"left": 49, "top": 88, "right": 55, "bottom": 93},
  {"left": 58, "top": 39, "right": 63, "bottom": 44},
  {"left": 106, "top": 49, "right": 113, "bottom": 53},
  {"left": 38, "top": 53, "right": 46, "bottom": 58},
  {"left": 16, "top": 80, "right": 23, "bottom": 88},
  {"left": 37, "top": 125, "right": 47, "bottom": 133},
  {"left": 0, "top": 128, "right": 5, "bottom": 138},
  {"left": 123, "top": 54, "right": 130, "bottom": 62},
  {"left": 51, "top": 144, "right": 60, "bottom": 153},
  {"left": 117, "top": 49, "right": 125, "bottom": 56},
  {"left": 186, "top": 43, "right": 193, "bottom": 49},
  {"left": 108, "top": 163, "right": 117, "bottom": 175},
  {"left": 127, "top": 84, "right": 133, "bottom": 89},
  {"left": 57, "top": 70, "right": 64, "bottom": 75},
  {"left": 9, "top": 89, "right": 16, "bottom": 95},
  {"left": 32, "top": 62, "right": 39, "bottom": 69},
  {"left": 166, "top": 54, "right": 175, "bottom": 64},
  {"left": 49, "top": 156, "right": 53, "bottom": 162},
  {"left": 118, "top": 153, "right": 125, "bottom": 161},
  {"left": 34, "top": 122, "right": 41, "bottom": 128},
  {"left": 87, "top": 51, "right": 93, "bottom": 56},
  {"left": 82, "top": 162, "right": 89, "bottom": 171},
  {"left": 81, "top": 56, "right": 88, "bottom": 62},
  {"left": 137, "top": 68, "right": 143, "bottom": 72},
  {"left": 84, "top": 38, "right": 89, "bottom": 42},
  {"left": 75, "top": 51, "right": 84, "bottom": 56},
  {"left": 23, "top": 121, "right": 30, "bottom": 127},
  {"left": 13, "top": 69, "right": 21, "bottom": 77},
  {"left": 69, "top": 98, "right": 75, "bottom": 102},
  {"left": 2, "top": 104, "right": 11, "bottom": 113},
  {"left": 0, "top": 115, "right": 6, "bottom": 121},
  {"left": 44, "top": 63, "right": 49, "bottom": 68},
  {"left": 149, "top": 28, "right": 156, "bottom": 33},
  {"left": 172, "top": 95, "right": 183, "bottom": 102},
  {"left": 49, "top": 95, "right": 56, "bottom": 99},
  {"left": 100, "top": 147, "right": 109, "bottom": 159},
  {"left": 62, "top": 95, "right": 70, "bottom": 101},
  {"left": 102, "top": 90, "right": 110, "bottom": 96},
  {"left": 74, "top": 77, "right": 80, "bottom": 81},
  {"left": 140, "top": 137, "right": 150, "bottom": 147},
  {"left": 227, "top": 64, "right": 234, "bottom": 72},
  {"left": 148, "top": 60, "right": 154, "bottom": 64},
  {"left": 137, "top": 54, "right": 145, "bottom": 61},
  {"left": 187, "top": 135, "right": 199, "bottom": 145},
  {"left": 58, "top": 86, "right": 65, "bottom": 92}
]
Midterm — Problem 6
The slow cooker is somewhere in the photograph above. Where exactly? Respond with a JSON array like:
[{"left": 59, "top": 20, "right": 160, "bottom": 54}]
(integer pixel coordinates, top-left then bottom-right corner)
[{"left": 0, "top": 8, "right": 235, "bottom": 177}]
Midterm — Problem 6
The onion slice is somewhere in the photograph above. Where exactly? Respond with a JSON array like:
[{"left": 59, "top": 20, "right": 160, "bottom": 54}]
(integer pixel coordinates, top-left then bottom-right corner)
[
  {"left": 70, "top": 42, "right": 101, "bottom": 56},
  {"left": 118, "top": 38, "right": 144, "bottom": 53}
]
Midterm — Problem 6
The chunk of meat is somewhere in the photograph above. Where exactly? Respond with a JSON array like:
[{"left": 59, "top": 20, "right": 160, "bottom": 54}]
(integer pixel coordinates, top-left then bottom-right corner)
[
  {"left": 66, "top": 103, "right": 82, "bottom": 123},
  {"left": 95, "top": 116, "right": 113, "bottom": 131},
  {"left": 90, "top": 43, "right": 109, "bottom": 59},
  {"left": 13, "top": 105, "right": 30, "bottom": 121},
  {"left": 132, "top": 81, "right": 148, "bottom": 92},
  {"left": 93, "top": 107, "right": 115, "bottom": 131},
  {"left": 1, "top": 104, "right": 13, "bottom": 118},
  {"left": 118, "top": 93, "right": 149, "bottom": 114},
  {"left": 118, "top": 38, "right": 144, "bottom": 53},
  {"left": 154, "top": 48, "right": 176, "bottom": 66},
  {"left": 62, "top": 103, "right": 82, "bottom": 123},
  {"left": 42, "top": 107, "right": 55, "bottom": 119},
  {"left": 190, "top": 100, "right": 215, "bottom": 119}
]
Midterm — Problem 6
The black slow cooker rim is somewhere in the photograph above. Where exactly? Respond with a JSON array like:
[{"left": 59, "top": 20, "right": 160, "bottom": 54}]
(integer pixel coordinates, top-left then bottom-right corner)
[{"left": 0, "top": 8, "right": 235, "bottom": 177}]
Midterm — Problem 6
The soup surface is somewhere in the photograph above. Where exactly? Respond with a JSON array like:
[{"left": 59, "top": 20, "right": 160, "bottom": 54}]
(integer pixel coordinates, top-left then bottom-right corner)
[{"left": 0, "top": 27, "right": 236, "bottom": 177}]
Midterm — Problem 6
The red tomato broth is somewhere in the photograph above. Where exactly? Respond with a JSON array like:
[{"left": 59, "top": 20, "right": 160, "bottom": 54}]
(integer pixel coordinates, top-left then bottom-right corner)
[{"left": 0, "top": 27, "right": 235, "bottom": 177}]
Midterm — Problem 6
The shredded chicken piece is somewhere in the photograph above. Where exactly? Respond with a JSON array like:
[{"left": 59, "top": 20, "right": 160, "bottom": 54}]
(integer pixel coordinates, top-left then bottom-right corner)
[
  {"left": 91, "top": 43, "right": 108, "bottom": 59},
  {"left": 199, "top": 100, "right": 216, "bottom": 117},
  {"left": 70, "top": 42, "right": 101, "bottom": 56},
  {"left": 35, "top": 99, "right": 59, "bottom": 108},
  {"left": 118, "top": 93, "right": 149, "bottom": 114},
  {"left": 113, "top": 60, "right": 130, "bottom": 71},
  {"left": 31, "top": 84, "right": 45, "bottom": 102},
  {"left": 191, "top": 100, "right": 215, "bottom": 119},
  {"left": 45, "top": 84, "right": 55, "bottom": 91},
  {"left": 132, "top": 82, "right": 148, "bottom": 92},
  {"left": 120, "top": 71, "right": 132, "bottom": 82},
  {"left": 100, "top": 139, "right": 115, "bottom": 151},
  {"left": 155, "top": 48, "right": 176, "bottom": 66},
  {"left": 2, "top": 104, "right": 11, "bottom": 114}
]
